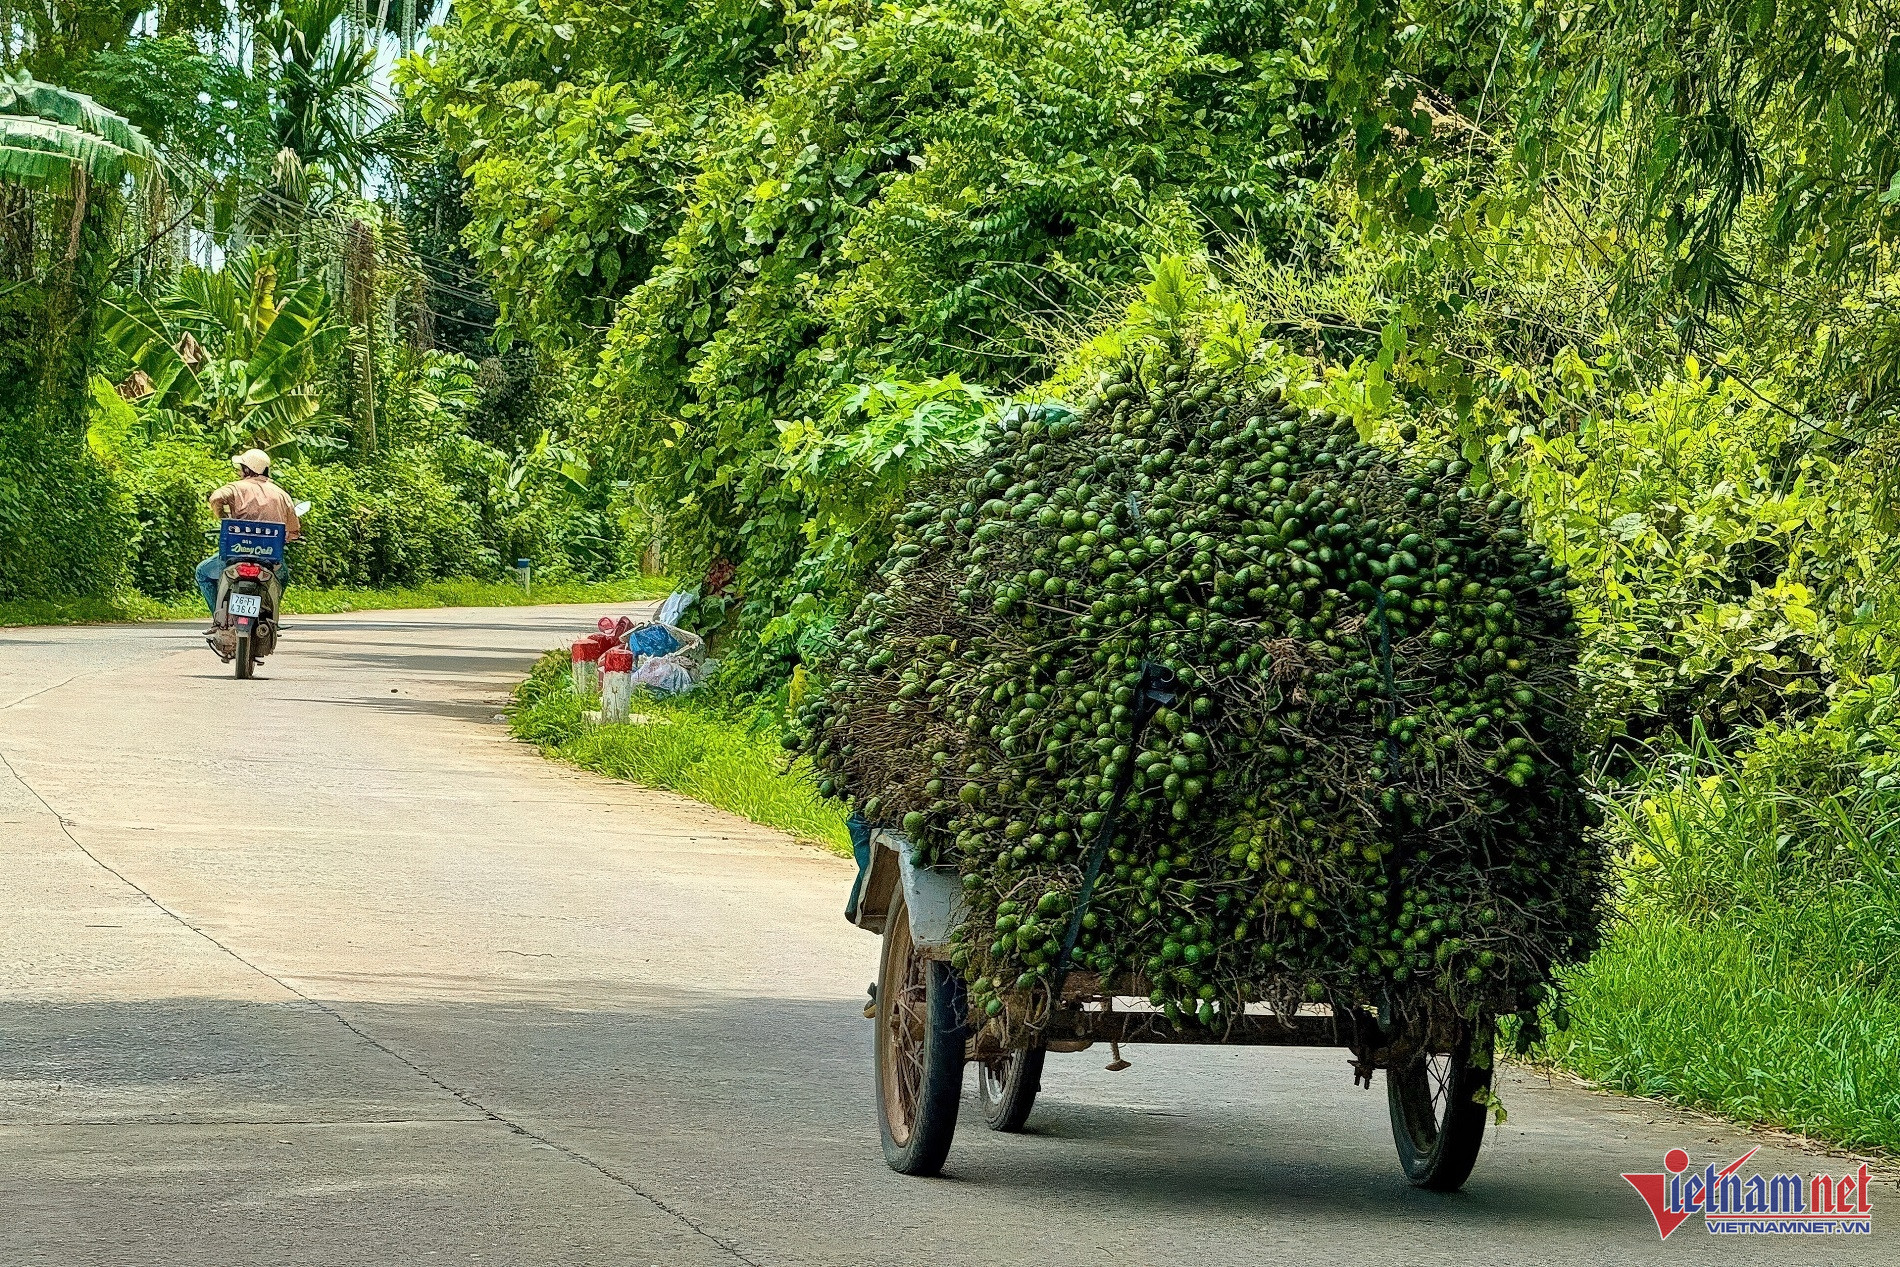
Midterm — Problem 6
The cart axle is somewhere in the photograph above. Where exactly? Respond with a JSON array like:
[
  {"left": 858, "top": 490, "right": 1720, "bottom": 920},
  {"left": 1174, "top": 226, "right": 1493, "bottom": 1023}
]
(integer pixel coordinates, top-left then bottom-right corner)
[{"left": 974, "top": 1006, "right": 1383, "bottom": 1055}]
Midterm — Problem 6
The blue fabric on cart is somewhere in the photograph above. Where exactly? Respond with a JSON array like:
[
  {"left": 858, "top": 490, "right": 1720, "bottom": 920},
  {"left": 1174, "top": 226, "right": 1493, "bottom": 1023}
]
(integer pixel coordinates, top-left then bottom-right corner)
[{"left": 844, "top": 811, "right": 873, "bottom": 921}]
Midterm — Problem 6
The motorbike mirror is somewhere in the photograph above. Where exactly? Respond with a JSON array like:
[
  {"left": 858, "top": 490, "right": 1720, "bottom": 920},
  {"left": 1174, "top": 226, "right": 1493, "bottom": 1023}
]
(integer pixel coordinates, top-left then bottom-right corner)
[{"left": 293, "top": 501, "right": 312, "bottom": 516}]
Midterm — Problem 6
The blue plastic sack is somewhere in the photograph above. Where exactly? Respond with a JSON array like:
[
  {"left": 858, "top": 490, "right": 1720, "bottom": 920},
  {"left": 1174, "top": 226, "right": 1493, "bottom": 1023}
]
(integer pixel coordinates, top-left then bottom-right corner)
[{"left": 627, "top": 623, "right": 682, "bottom": 657}]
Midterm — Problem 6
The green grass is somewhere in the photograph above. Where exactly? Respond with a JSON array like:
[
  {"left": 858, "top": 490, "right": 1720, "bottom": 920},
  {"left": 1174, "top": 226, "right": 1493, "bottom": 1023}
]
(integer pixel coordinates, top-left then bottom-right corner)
[
  {"left": 1539, "top": 739, "right": 1900, "bottom": 1153},
  {"left": 509, "top": 652, "right": 852, "bottom": 852},
  {"left": 281, "top": 576, "right": 672, "bottom": 615},
  {"left": 1545, "top": 908, "right": 1900, "bottom": 1151},
  {"left": 0, "top": 591, "right": 203, "bottom": 626},
  {"left": 0, "top": 577, "right": 673, "bottom": 628}
]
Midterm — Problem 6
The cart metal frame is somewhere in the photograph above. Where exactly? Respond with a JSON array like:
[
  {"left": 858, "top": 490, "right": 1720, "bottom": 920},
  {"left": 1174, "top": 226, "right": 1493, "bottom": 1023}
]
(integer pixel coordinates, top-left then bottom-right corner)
[{"left": 852, "top": 829, "right": 1496, "bottom": 1190}]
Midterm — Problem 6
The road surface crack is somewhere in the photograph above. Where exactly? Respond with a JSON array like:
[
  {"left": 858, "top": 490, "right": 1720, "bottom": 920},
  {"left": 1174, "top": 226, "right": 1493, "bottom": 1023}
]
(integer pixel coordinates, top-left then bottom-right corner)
[
  {"left": 0, "top": 747, "right": 763, "bottom": 1267},
  {"left": 0, "top": 672, "right": 79, "bottom": 712}
]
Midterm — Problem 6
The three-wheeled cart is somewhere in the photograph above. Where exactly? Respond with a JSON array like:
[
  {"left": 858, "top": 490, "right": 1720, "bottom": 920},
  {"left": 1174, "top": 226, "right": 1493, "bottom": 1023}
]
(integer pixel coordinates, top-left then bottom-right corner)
[{"left": 849, "top": 828, "right": 1497, "bottom": 1191}]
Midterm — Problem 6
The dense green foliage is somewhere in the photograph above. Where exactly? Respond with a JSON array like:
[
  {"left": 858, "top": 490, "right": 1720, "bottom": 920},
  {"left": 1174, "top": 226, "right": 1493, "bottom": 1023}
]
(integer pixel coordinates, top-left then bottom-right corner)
[
  {"left": 115, "top": 439, "right": 227, "bottom": 595},
  {"left": 0, "top": 77, "right": 141, "bottom": 600},
  {"left": 0, "top": 8, "right": 657, "bottom": 606},
  {"left": 408, "top": 0, "right": 1337, "bottom": 680},
  {"left": 1544, "top": 693, "right": 1900, "bottom": 1150},
  {"left": 104, "top": 246, "right": 347, "bottom": 451}
]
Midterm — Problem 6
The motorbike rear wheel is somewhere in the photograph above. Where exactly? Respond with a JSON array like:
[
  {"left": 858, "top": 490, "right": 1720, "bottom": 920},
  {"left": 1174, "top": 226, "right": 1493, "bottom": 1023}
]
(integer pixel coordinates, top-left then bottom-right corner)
[{"left": 235, "top": 632, "right": 253, "bottom": 679}]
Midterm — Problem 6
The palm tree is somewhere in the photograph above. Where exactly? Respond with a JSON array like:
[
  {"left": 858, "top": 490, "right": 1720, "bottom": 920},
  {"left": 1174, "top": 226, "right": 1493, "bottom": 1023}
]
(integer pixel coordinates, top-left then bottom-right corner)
[{"left": 254, "top": 0, "right": 394, "bottom": 227}]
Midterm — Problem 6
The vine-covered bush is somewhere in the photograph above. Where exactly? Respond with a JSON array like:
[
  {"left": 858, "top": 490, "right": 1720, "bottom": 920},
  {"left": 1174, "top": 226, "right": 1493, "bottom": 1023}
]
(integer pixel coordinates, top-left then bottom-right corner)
[
  {"left": 0, "top": 423, "right": 132, "bottom": 600},
  {"left": 412, "top": 0, "right": 1334, "bottom": 657},
  {"left": 283, "top": 454, "right": 494, "bottom": 588},
  {"left": 0, "top": 221, "right": 133, "bottom": 602},
  {"left": 83, "top": 418, "right": 645, "bottom": 601},
  {"left": 116, "top": 439, "right": 229, "bottom": 596}
]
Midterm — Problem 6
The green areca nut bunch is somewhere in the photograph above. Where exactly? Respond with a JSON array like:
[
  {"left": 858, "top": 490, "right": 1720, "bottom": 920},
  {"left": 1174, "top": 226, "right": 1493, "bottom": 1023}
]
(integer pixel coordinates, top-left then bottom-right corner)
[{"left": 794, "top": 348, "right": 1605, "bottom": 1045}]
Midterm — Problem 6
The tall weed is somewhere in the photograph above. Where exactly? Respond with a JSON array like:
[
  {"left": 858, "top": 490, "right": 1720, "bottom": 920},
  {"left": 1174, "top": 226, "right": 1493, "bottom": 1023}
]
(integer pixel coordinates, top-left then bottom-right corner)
[{"left": 1547, "top": 726, "right": 1900, "bottom": 1150}]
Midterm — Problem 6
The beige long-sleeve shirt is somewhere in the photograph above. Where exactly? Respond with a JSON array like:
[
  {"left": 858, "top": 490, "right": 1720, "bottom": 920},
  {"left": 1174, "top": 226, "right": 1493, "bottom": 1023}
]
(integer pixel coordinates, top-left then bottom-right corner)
[{"left": 208, "top": 475, "right": 301, "bottom": 539}]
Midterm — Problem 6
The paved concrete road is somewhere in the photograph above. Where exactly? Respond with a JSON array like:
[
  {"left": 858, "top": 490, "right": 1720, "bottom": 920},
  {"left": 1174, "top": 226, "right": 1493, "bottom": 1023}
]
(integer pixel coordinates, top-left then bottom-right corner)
[{"left": 1, "top": 607, "right": 1891, "bottom": 1266}]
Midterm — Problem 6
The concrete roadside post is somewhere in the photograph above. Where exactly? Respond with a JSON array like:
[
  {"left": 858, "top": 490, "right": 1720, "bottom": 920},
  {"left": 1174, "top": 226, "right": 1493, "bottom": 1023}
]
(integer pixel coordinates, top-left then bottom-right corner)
[
  {"left": 600, "top": 646, "right": 634, "bottom": 723},
  {"left": 571, "top": 636, "right": 603, "bottom": 696}
]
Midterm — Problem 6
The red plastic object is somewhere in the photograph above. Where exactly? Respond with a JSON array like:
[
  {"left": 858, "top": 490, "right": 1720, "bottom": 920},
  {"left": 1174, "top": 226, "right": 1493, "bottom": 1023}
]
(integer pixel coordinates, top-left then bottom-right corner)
[
  {"left": 601, "top": 647, "right": 633, "bottom": 673},
  {"left": 235, "top": 562, "right": 263, "bottom": 579},
  {"left": 571, "top": 637, "right": 604, "bottom": 664},
  {"left": 613, "top": 615, "right": 636, "bottom": 637},
  {"left": 589, "top": 632, "right": 617, "bottom": 656},
  {"left": 597, "top": 616, "right": 616, "bottom": 633}
]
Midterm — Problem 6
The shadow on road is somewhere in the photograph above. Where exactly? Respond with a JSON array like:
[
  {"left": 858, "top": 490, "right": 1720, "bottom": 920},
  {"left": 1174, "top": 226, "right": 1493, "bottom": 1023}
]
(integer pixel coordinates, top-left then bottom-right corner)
[
  {"left": 295, "top": 695, "right": 510, "bottom": 722},
  {"left": 288, "top": 646, "right": 560, "bottom": 675},
  {"left": 0, "top": 989, "right": 1765, "bottom": 1267}
]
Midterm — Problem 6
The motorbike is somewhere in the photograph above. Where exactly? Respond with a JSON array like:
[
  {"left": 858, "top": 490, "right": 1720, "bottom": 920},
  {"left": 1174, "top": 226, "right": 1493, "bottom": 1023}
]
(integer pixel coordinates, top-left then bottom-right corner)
[{"left": 204, "top": 505, "right": 309, "bottom": 679}]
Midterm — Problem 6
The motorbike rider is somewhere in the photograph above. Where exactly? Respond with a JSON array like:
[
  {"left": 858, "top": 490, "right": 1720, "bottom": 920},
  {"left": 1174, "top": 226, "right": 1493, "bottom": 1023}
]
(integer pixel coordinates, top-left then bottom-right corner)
[{"left": 196, "top": 448, "right": 301, "bottom": 621}]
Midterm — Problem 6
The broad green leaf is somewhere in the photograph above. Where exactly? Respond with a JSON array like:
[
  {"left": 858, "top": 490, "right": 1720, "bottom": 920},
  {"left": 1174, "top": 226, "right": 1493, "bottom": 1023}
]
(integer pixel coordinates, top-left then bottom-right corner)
[
  {"left": 99, "top": 296, "right": 202, "bottom": 410},
  {"left": 243, "top": 277, "right": 336, "bottom": 406},
  {"left": 0, "top": 116, "right": 153, "bottom": 189},
  {"left": 0, "top": 70, "right": 153, "bottom": 158}
]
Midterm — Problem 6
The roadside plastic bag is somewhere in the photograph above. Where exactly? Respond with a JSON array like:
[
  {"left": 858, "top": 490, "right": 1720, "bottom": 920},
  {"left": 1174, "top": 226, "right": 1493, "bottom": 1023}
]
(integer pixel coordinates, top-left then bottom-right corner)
[
  {"left": 656, "top": 588, "right": 695, "bottom": 627},
  {"left": 628, "top": 622, "right": 704, "bottom": 665},
  {"left": 664, "top": 624, "right": 706, "bottom": 665},
  {"left": 627, "top": 622, "right": 682, "bottom": 657},
  {"left": 630, "top": 655, "right": 698, "bottom": 697}
]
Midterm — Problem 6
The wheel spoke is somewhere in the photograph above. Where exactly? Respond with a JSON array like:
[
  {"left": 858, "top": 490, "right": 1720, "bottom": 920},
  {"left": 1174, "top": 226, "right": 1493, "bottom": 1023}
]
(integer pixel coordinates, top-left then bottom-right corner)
[
  {"left": 1389, "top": 1026, "right": 1492, "bottom": 1190},
  {"left": 1428, "top": 1053, "right": 1450, "bottom": 1119},
  {"left": 979, "top": 1054, "right": 1011, "bottom": 1105},
  {"left": 880, "top": 909, "right": 932, "bottom": 1144},
  {"left": 891, "top": 933, "right": 934, "bottom": 1129}
]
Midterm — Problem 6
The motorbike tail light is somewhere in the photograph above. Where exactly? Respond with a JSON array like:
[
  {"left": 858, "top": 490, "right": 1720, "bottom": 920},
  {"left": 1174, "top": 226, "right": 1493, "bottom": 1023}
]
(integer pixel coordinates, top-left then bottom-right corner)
[{"left": 236, "top": 562, "right": 263, "bottom": 579}]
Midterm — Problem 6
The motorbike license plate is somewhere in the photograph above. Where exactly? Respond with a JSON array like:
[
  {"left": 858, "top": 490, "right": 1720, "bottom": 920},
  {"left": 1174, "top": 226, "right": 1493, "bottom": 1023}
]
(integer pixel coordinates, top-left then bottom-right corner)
[{"left": 228, "top": 594, "right": 263, "bottom": 618}]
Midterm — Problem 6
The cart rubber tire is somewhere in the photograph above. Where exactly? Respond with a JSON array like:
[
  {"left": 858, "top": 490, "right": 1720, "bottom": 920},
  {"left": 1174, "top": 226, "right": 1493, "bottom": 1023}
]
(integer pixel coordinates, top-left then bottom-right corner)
[
  {"left": 874, "top": 890, "right": 965, "bottom": 1175},
  {"left": 976, "top": 1046, "right": 1045, "bottom": 1133},
  {"left": 235, "top": 632, "right": 253, "bottom": 680},
  {"left": 1387, "top": 1021, "right": 1494, "bottom": 1191}
]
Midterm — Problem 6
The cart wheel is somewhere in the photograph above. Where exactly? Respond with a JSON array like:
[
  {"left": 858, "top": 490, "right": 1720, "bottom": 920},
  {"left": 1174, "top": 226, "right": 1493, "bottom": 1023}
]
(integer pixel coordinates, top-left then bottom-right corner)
[
  {"left": 1387, "top": 1021, "right": 1494, "bottom": 1191},
  {"left": 875, "top": 890, "right": 965, "bottom": 1175},
  {"left": 976, "top": 1045, "right": 1044, "bottom": 1133}
]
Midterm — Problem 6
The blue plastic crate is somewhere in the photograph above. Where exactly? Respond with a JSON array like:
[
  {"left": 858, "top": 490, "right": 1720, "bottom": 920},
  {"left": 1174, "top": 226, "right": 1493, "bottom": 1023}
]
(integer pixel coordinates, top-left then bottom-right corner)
[{"left": 219, "top": 519, "right": 285, "bottom": 563}]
